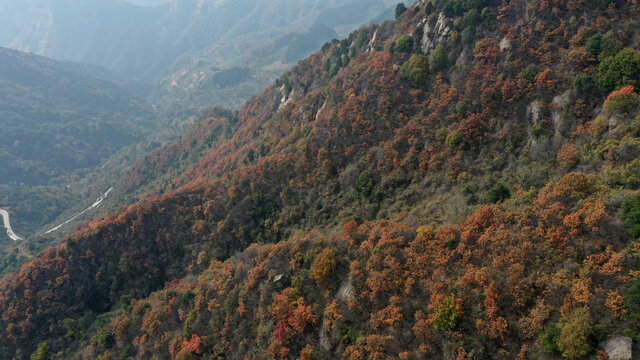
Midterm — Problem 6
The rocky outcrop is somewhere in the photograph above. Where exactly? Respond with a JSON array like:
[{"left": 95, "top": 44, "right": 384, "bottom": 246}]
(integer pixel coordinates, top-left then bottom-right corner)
[
  {"left": 499, "top": 36, "right": 511, "bottom": 51},
  {"left": 601, "top": 337, "right": 632, "bottom": 360},
  {"left": 421, "top": 12, "right": 452, "bottom": 54}
]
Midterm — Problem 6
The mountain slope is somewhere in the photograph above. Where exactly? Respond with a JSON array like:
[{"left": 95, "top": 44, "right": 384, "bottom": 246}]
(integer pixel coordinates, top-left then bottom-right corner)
[
  {"left": 2, "top": 0, "right": 640, "bottom": 359},
  {"left": 0, "top": 47, "right": 156, "bottom": 271}
]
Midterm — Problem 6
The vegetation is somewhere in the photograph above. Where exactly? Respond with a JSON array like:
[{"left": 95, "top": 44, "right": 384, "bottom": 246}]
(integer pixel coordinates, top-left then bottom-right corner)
[
  {"left": 622, "top": 195, "right": 640, "bottom": 238},
  {"left": 30, "top": 342, "right": 51, "bottom": 360},
  {"left": 487, "top": 183, "right": 511, "bottom": 203},
  {"left": 429, "top": 45, "right": 448, "bottom": 73},
  {"left": 310, "top": 248, "right": 336, "bottom": 285},
  {"left": 395, "top": 3, "right": 407, "bottom": 19},
  {"left": 0, "top": 48, "right": 155, "bottom": 187},
  {"left": 400, "top": 54, "right": 429, "bottom": 86},
  {"left": 395, "top": 35, "right": 414, "bottom": 53},
  {"left": 542, "top": 323, "right": 562, "bottom": 355},
  {"left": 522, "top": 64, "right": 539, "bottom": 83},
  {"left": 432, "top": 295, "right": 462, "bottom": 331},
  {"left": 558, "top": 307, "right": 594, "bottom": 360},
  {"left": 595, "top": 48, "right": 640, "bottom": 92},
  {"left": 604, "top": 86, "right": 639, "bottom": 114},
  {"left": 445, "top": 131, "right": 463, "bottom": 150},
  {"left": 1, "top": 0, "right": 640, "bottom": 359},
  {"left": 585, "top": 33, "right": 603, "bottom": 57}
]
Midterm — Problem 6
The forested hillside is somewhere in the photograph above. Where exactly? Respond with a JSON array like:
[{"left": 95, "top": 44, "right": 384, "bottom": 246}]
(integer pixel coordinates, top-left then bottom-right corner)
[
  {"left": 0, "top": 47, "right": 154, "bottom": 186},
  {"left": 2, "top": 0, "right": 640, "bottom": 359},
  {"left": 0, "top": 47, "right": 157, "bottom": 275}
]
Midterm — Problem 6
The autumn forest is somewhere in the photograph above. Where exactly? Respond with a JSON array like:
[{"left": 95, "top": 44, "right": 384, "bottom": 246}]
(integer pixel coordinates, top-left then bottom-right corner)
[{"left": 2, "top": 0, "right": 640, "bottom": 359}]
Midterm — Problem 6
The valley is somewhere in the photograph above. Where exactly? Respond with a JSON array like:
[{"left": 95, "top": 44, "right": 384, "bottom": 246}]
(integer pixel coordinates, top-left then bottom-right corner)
[{"left": 0, "top": 0, "right": 406, "bottom": 281}]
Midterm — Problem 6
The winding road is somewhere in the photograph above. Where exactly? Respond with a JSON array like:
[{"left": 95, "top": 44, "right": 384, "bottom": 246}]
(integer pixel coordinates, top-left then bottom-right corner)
[
  {"left": 0, "top": 209, "right": 23, "bottom": 241},
  {"left": 0, "top": 186, "right": 113, "bottom": 241},
  {"left": 44, "top": 187, "right": 113, "bottom": 234}
]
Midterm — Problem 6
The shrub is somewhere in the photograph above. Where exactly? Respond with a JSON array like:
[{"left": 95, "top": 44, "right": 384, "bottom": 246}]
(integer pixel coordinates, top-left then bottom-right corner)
[
  {"left": 425, "top": 2, "right": 433, "bottom": 14},
  {"left": 463, "top": 9, "right": 479, "bottom": 27},
  {"left": 542, "top": 323, "right": 562, "bottom": 354},
  {"left": 63, "top": 318, "right": 79, "bottom": 341},
  {"left": 400, "top": 54, "right": 429, "bottom": 86},
  {"left": 585, "top": 33, "right": 603, "bottom": 57},
  {"left": 444, "top": 238, "right": 457, "bottom": 250},
  {"left": 94, "top": 326, "right": 115, "bottom": 350},
  {"left": 180, "top": 291, "right": 196, "bottom": 307},
  {"left": 622, "top": 159, "right": 640, "bottom": 190},
  {"left": 355, "top": 170, "right": 375, "bottom": 196},
  {"left": 413, "top": 25, "right": 424, "bottom": 48},
  {"left": 436, "top": 128, "right": 449, "bottom": 142},
  {"left": 417, "top": 225, "right": 435, "bottom": 238},
  {"left": 621, "top": 195, "right": 640, "bottom": 238},
  {"left": 30, "top": 342, "right": 51, "bottom": 360},
  {"left": 557, "top": 143, "right": 580, "bottom": 168},
  {"left": 604, "top": 86, "right": 639, "bottom": 114},
  {"left": 487, "top": 183, "right": 511, "bottom": 203},
  {"left": 445, "top": 131, "right": 463, "bottom": 150},
  {"left": 396, "top": 35, "right": 414, "bottom": 53},
  {"left": 557, "top": 307, "right": 594, "bottom": 360},
  {"left": 599, "top": 32, "right": 623, "bottom": 60},
  {"left": 461, "top": 26, "right": 475, "bottom": 44},
  {"left": 118, "top": 294, "right": 133, "bottom": 312},
  {"left": 455, "top": 100, "right": 468, "bottom": 115},
  {"left": 311, "top": 248, "right": 336, "bottom": 285},
  {"left": 532, "top": 124, "right": 550, "bottom": 138},
  {"left": 624, "top": 279, "right": 640, "bottom": 323},
  {"left": 595, "top": 48, "right": 640, "bottom": 92},
  {"left": 450, "top": 30, "right": 460, "bottom": 44},
  {"left": 432, "top": 295, "right": 462, "bottom": 330},
  {"left": 522, "top": 64, "right": 539, "bottom": 83},
  {"left": 395, "top": 3, "right": 407, "bottom": 19},
  {"left": 429, "top": 45, "right": 448, "bottom": 73},
  {"left": 574, "top": 73, "right": 595, "bottom": 93}
]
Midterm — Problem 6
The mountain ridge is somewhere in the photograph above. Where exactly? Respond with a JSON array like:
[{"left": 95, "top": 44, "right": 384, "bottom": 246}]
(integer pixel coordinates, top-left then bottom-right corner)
[{"left": 2, "top": 0, "right": 640, "bottom": 359}]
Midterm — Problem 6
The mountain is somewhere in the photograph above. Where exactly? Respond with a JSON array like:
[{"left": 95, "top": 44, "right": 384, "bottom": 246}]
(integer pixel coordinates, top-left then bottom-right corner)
[
  {"left": 0, "top": 47, "right": 157, "bottom": 271},
  {"left": 0, "top": 47, "right": 155, "bottom": 186},
  {"left": 150, "top": 23, "right": 340, "bottom": 113},
  {"left": 1, "top": 0, "right": 391, "bottom": 80},
  {"left": 2, "top": 0, "right": 640, "bottom": 359},
  {"left": 0, "top": 0, "right": 398, "bottom": 113}
]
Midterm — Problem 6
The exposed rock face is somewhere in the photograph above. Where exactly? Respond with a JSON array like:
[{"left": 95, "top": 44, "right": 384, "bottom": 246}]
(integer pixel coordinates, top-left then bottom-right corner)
[
  {"left": 421, "top": 12, "right": 452, "bottom": 54},
  {"left": 336, "top": 280, "right": 355, "bottom": 301},
  {"left": 527, "top": 100, "right": 543, "bottom": 125},
  {"left": 551, "top": 90, "right": 573, "bottom": 138},
  {"left": 601, "top": 337, "right": 633, "bottom": 360},
  {"left": 499, "top": 36, "right": 511, "bottom": 50}
]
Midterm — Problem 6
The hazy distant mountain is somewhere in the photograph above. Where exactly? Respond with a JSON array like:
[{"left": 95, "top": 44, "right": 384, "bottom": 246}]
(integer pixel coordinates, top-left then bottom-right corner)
[
  {"left": 1, "top": 0, "right": 391, "bottom": 80},
  {"left": 0, "top": 0, "right": 398, "bottom": 113},
  {"left": 0, "top": 47, "right": 154, "bottom": 186}
]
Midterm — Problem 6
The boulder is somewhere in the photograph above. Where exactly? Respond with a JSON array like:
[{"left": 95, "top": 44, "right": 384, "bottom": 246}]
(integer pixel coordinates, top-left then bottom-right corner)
[
  {"left": 499, "top": 36, "right": 511, "bottom": 51},
  {"left": 601, "top": 337, "right": 632, "bottom": 360}
]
